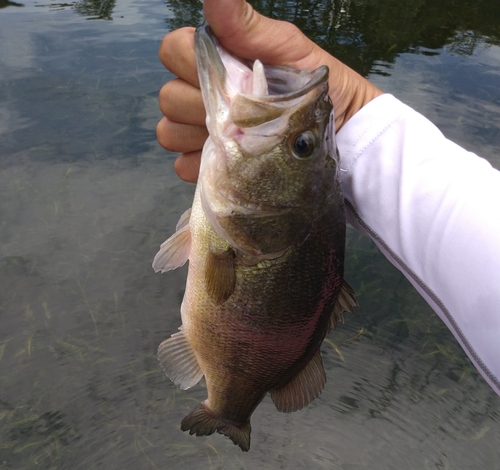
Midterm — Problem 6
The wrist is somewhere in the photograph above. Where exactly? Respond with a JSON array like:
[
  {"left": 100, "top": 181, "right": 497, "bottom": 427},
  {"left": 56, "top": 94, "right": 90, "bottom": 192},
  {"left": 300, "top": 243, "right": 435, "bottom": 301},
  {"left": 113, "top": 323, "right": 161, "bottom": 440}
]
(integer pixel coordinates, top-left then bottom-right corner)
[{"left": 326, "top": 57, "right": 383, "bottom": 131}]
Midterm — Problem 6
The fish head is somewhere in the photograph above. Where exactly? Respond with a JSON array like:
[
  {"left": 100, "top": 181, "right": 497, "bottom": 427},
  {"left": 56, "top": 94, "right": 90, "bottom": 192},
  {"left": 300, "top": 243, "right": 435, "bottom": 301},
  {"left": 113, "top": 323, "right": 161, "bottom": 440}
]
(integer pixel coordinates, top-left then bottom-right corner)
[{"left": 195, "top": 25, "right": 340, "bottom": 258}]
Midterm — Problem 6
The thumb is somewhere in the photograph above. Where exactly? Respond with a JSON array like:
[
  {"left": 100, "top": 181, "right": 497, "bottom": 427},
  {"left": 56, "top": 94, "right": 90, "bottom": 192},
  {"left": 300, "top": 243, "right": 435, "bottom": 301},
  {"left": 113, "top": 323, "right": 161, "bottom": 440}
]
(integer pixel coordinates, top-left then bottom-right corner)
[
  {"left": 202, "top": 0, "right": 383, "bottom": 131},
  {"left": 204, "top": 0, "right": 318, "bottom": 68}
]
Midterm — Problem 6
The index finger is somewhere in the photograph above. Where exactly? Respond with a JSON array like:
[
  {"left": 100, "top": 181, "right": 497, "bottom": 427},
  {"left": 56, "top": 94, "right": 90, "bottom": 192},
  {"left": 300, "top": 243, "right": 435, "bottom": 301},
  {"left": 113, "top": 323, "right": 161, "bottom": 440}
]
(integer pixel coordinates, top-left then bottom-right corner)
[{"left": 159, "top": 27, "right": 199, "bottom": 88}]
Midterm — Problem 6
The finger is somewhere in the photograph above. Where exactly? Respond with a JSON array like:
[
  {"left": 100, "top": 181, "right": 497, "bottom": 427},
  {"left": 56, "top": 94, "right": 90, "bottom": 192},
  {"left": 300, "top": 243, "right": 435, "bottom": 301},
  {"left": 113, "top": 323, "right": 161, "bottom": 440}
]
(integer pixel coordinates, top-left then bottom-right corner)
[
  {"left": 204, "top": 0, "right": 316, "bottom": 68},
  {"left": 174, "top": 151, "right": 202, "bottom": 183},
  {"left": 159, "top": 27, "right": 199, "bottom": 87},
  {"left": 156, "top": 117, "right": 208, "bottom": 154},
  {"left": 159, "top": 79, "right": 206, "bottom": 126}
]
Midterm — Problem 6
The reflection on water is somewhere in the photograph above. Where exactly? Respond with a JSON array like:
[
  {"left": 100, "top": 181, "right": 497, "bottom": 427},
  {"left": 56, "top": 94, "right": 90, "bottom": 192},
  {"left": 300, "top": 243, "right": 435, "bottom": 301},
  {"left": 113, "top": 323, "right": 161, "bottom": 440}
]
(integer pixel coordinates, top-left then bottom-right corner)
[
  {"left": 74, "top": 0, "right": 115, "bottom": 20},
  {"left": 0, "top": 0, "right": 499, "bottom": 468},
  {"left": 0, "top": 0, "right": 23, "bottom": 8},
  {"left": 164, "top": 0, "right": 500, "bottom": 75}
]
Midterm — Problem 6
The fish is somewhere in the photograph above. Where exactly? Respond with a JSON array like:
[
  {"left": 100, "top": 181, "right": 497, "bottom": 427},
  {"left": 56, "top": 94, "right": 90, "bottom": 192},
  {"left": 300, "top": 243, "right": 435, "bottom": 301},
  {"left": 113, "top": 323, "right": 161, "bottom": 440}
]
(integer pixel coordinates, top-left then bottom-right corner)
[{"left": 152, "top": 23, "right": 357, "bottom": 452}]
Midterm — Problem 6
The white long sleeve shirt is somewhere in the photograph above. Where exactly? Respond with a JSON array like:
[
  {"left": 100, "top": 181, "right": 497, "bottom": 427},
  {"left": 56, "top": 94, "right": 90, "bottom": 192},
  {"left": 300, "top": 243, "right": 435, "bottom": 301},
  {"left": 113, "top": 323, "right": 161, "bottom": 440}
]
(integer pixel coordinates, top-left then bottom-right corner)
[{"left": 336, "top": 94, "right": 500, "bottom": 396}]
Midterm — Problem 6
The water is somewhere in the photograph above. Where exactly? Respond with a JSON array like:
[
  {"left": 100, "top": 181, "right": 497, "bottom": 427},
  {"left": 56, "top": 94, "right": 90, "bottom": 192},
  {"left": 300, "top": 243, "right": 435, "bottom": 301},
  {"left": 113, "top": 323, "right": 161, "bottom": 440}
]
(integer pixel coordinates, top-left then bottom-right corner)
[{"left": 0, "top": 0, "right": 499, "bottom": 468}]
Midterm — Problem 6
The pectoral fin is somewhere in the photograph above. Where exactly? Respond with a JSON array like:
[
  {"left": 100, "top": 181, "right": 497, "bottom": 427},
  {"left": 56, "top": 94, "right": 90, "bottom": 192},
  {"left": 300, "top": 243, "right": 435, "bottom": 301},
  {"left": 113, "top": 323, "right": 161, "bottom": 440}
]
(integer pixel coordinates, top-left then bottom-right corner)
[
  {"left": 270, "top": 348, "right": 326, "bottom": 413},
  {"left": 329, "top": 280, "right": 358, "bottom": 329},
  {"left": 157, "top": 327, "right": 203, "bottom": 390},
  {"left": 175, "top": 207, "right": 191, "bottom": 231},
  {"left": 205, "top": 248, "right": 236, "bottom": 304},
  {"left": 152, "top": 208, "right": 192, "bottom": 273}
]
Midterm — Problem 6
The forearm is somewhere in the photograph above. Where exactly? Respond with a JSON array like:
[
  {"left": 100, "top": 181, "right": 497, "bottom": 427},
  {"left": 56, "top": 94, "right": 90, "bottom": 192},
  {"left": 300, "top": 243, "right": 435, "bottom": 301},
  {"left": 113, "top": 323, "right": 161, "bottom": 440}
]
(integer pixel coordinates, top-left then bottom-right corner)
[{"left": 337, "top": 94, "right": 500, "bottom": 395}]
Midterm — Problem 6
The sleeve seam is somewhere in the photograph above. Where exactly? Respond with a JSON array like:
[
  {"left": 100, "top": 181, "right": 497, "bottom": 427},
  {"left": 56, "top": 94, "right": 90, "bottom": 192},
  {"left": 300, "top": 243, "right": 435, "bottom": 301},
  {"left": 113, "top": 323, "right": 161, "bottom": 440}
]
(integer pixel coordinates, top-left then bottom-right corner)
[
  {"left": 339, "top": 111, "right": 404, "bottom": 182},
  {"left": 344, "top": 197, "right": 500, "bottom": 392}
]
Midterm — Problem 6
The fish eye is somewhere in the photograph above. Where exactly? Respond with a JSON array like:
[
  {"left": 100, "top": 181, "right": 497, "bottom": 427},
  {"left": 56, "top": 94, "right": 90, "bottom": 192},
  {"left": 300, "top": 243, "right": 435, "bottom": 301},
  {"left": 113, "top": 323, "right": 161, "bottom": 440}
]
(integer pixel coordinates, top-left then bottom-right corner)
[{"left": 292, "top": 130, "right": 317, "bottom": 160}]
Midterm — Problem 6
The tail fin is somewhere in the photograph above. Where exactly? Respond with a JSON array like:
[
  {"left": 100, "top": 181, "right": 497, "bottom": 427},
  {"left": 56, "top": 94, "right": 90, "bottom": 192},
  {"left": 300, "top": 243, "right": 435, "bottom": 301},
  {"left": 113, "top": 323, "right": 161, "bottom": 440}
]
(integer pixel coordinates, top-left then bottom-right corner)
[{"left": 180, "top": 402, "right": 251, "bottom": 452}]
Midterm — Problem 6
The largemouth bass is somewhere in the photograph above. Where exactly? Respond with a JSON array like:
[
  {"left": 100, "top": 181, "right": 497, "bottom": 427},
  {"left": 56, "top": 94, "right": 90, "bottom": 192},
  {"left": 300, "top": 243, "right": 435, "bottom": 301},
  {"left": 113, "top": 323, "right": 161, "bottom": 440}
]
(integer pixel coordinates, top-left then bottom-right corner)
[{"left": 153, "top": 24, "right": 356, "bottom": 452}]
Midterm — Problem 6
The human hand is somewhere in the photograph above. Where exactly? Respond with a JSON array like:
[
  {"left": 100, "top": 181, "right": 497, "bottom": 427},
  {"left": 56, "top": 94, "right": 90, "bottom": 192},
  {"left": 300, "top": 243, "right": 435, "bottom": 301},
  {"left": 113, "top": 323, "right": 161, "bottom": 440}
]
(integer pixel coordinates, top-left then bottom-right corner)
[{"left": 156, "top": 0, "right": 383, "bottom": 183}]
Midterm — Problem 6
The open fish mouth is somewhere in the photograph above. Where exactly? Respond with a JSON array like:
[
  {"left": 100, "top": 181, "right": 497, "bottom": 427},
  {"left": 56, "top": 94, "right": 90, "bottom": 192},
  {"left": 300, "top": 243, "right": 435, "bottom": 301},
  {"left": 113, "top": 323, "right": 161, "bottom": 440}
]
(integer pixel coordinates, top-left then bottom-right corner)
[{"left": 194, "top": 23, "right": 330, "bottom": 134}]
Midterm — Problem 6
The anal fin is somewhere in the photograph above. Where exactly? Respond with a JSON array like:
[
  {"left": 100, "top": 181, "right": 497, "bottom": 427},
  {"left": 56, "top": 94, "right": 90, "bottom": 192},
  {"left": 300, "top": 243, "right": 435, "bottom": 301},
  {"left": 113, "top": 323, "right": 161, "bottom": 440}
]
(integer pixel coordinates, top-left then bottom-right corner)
[
  {"left": 329, "top": 280, "right": 358, "bottom": 329},
  {"left": 157, "top": 328, "right": 203, "bottom": 390},
  {"left": 270, "top": 348, "right": 326, "bottom": 413}
]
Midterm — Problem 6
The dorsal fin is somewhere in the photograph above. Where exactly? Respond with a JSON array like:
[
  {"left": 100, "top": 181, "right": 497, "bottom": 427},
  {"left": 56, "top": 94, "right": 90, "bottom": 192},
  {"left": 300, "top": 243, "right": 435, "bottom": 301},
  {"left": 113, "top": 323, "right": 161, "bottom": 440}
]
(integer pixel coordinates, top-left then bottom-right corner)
[
  {"left": 152, "top": 208, "right": 192, "bottom": 273},
  {"left": 329, "top": 280, "right": 358, "bottom": 329},
  {"left": 205, "top": 248, "right": 236, "bottom": 304},
  {"left": 270, "top": 348, "right": 326, "bottom": 413},
  {"left": 157, "top": 328, "right": 203, "bottom": 390}
]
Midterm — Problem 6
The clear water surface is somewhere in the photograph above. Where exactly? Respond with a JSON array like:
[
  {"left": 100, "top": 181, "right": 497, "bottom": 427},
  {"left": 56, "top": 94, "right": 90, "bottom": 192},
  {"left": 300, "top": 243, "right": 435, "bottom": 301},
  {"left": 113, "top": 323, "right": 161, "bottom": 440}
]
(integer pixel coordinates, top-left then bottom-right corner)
[{"left": 0, "top": 0, "right": 499, "bottom": 468}]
